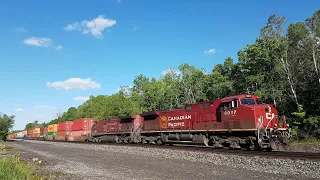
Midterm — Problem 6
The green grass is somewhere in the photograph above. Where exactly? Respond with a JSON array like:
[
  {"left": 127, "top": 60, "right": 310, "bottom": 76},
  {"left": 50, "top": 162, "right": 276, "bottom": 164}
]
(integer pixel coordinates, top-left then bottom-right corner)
[
  {"left": 0, "top": 155, "right": 58, "bottom": 180},
  {"left": 0, "top": 143, "right": 57, "bottom": 180},
  {"left": 0, "top": 155, "right": 35, "bottom": 180},
  {"left": 289, "top": 137, "right": 320, "bottom": 150}
]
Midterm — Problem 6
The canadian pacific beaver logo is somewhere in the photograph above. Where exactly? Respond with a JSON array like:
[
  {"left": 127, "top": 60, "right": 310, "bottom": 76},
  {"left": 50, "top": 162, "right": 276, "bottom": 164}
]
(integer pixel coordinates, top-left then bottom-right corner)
[{"left": 160, "top": 116, "right": 168, "bottom": 128}]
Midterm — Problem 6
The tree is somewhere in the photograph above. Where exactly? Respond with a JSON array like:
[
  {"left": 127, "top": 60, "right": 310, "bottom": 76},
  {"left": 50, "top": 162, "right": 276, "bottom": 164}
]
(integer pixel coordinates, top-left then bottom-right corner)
[
  {"left": 24, "top": 120, "right": 44, "bottom": 130},
  {"left": 179, "top": 63, "right": 206, "bottom": 104},
  {"left": 61, "top": 107, "right": 78, "bottom": 121},
  {"left": 0, "top": 113, "right": 15, "bottom": 141},
  {"left": 306, "top": 10, "right": 320, "bottom": 84}
]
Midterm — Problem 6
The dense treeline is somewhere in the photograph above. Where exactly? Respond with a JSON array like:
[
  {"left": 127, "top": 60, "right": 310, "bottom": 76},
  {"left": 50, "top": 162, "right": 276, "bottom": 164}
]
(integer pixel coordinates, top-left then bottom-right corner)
[
  {"left": 24, "top": 121, "right": 48, "bottom": 130},
  {"left": 33, "top": 10, "right": 320, "bottom": 139},
  {"left": 0, "top": 113, "right": 15, "bottom": 141}
]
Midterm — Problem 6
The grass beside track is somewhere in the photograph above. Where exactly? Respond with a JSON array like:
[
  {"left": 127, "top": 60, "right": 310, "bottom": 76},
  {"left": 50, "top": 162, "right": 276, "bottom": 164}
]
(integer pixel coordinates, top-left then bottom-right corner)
[
  {"left": 0, "top": 155, "right": 35, "bottom": 179},
  {"left": 289, "top": 138, "right": 320, "bottom": 151},
  {"left": 0, "top": 142, "right": 57, "bottom": 180}
]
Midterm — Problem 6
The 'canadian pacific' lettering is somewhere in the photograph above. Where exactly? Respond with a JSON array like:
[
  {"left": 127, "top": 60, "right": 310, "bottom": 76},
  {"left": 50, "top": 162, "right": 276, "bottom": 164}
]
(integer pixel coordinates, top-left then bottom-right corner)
[
  {"left": 168, "top": 122, "right": 185, "bottom": 127},
  {"left": 168, "top": 115, "right": 192, "bottom": 121}
]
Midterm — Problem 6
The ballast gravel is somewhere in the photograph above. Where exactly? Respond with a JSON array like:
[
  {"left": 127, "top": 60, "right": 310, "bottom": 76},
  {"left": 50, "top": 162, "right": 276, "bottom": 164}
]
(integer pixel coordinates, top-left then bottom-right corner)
[{"left": 9, "top": 140, "right": 320, "bottom": 180}]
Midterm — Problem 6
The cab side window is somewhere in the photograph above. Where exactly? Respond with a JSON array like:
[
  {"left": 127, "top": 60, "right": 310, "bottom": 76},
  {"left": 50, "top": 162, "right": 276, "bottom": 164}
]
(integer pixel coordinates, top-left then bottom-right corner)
[
  {"left": 232, "top": 99, "right": 238, "bottom": 108},
  {"left": 223, "top": 99, "right": 238, "bottom": 109}
]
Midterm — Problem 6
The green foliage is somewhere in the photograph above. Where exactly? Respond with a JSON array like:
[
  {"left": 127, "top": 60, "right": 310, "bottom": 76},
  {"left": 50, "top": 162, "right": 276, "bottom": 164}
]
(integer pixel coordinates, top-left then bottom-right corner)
[
  {"left": 0, "top": 155, "right": 55, "bottom": 180},
  {"left": 291, "top": 104, "right": 306, "bottom": 119},
  {"left": 0, "top": 155, "right": 34, "bottom": 179},
  {"left": 25, "top": 121, "right": 47, "bottom": 130},
  {"left": 0, "top": 113, "right": 15, "bottom": 141}
]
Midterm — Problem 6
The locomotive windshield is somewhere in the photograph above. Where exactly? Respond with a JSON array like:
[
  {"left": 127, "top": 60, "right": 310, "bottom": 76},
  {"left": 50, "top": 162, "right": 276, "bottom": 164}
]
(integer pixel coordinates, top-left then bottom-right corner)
[{"left": 241, "top": 99, "right": 256, "bottom": 105}]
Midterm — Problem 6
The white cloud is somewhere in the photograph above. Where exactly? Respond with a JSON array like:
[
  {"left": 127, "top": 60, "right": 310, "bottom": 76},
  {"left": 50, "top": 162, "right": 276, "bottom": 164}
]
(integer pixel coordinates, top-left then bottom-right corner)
[
  {"left": 23, "top": 37, "right": 52, "bottom": 47},
  {"left": 162, "top": 68, "right": 181, "bottom": 76},
  {"left": 33, "top": 105, "right": 57, "bottom": 109},
  {"left": 14, "top": 108, "right": 25, "bottom": 112},
  {"left": 56, "top": 45, "right": 63, "bottom": 50},
  {"left": 73, "top": 96, "right": 90, "bottom": 102},
  {"left": 204, "top": 48, "right": 216, "bottom": 55},
  {"left": 64, "top": 15, "right": 116, "bottom": 38},
  {"left": 46, "top": 78, "right": 101, "bottom": 90},
  {"left": 16, "top": 27, "right": 27, "bottom": 32}
]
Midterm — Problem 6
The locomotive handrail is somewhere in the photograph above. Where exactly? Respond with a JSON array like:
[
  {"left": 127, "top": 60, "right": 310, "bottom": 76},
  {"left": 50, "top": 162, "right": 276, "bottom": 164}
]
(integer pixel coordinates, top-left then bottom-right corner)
[{"left": 257, "top": 115, "right": 266, "bottom": 146}]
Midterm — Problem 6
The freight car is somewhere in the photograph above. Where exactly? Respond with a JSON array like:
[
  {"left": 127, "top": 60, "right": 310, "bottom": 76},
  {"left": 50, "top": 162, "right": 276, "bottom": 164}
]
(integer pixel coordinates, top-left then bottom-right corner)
[{"left": 87, "top": 94, "right": 291, "bottom": 151}]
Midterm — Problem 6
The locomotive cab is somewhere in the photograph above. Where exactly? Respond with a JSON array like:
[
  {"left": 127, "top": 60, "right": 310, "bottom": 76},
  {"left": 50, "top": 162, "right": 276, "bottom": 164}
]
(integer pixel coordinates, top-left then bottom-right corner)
[
  {"left": 219, "top": 94, "right": 291, "bottom": 151},
  {"left": 219, "top": 94, "right": 286, "bottom": 129}
]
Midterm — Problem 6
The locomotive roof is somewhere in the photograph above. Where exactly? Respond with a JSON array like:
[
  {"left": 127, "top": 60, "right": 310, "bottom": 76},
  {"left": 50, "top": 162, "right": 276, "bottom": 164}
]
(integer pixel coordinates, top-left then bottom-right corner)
[
  {"left": 140, "top": 110, "right": 168, "bottom": 116},
  {"left": 220, "top": 94, "right": 258, "bottom": 101},
  {"left": 182, "top": 94, "right": 259, "bottom": 106}
]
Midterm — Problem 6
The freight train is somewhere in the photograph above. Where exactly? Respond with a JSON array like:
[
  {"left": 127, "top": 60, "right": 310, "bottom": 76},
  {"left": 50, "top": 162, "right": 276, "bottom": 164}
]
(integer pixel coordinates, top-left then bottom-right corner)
[{"left": 8, "top": 94, "right": 291, "bottom": 151}]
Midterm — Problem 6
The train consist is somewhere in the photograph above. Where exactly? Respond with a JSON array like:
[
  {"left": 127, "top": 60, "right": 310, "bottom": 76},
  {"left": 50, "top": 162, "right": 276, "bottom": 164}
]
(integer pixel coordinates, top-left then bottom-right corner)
[{"left": 8, "top": 94, "right": 291, "bottom": 151}]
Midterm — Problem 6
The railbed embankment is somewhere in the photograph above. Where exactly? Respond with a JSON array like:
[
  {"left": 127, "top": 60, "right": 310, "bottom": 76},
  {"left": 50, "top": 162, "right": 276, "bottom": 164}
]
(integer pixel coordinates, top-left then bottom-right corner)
[{"left": 7, "top": 139, "right": 320, "bottom": 180}]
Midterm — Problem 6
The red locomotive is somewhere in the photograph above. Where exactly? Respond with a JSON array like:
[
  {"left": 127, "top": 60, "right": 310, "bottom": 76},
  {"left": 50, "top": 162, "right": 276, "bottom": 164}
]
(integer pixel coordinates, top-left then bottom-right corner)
[{"left": 88, "top": 94, "right": 291, "bottom": 151}]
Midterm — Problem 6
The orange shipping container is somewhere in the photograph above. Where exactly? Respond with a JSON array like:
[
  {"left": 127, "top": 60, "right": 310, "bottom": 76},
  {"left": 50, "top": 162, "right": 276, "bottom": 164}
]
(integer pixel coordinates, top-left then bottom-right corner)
[
  {"left": 57, "top": 131, "right": 71, "bottom": 136},
  {"left": 69, "top": 130, "right": 90, "bottom": 142},
  {"left": 55, "top": 131, "right": 70, "bottom": 141},
  {"left": 34, "top": 128, "right": 41, "bottom": 134},
  {"left": 48, "top": 124, "right": 58, "bottom": 132},
  {"left": 70, "top": 130, "right": 91, "bottom": 137}
]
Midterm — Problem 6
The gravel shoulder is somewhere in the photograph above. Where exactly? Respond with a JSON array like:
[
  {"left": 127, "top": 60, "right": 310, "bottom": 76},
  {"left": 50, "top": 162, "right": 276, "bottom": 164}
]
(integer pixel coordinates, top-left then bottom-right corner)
[{"left": 7, "top": 140, "right": 320, "bottom": 180}]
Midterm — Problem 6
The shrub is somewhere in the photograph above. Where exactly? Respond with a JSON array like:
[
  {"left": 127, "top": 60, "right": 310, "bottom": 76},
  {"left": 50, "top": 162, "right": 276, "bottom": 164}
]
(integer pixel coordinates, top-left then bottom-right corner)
[{"left": 0, "top": 155, "right": 34, "bottom": 179}]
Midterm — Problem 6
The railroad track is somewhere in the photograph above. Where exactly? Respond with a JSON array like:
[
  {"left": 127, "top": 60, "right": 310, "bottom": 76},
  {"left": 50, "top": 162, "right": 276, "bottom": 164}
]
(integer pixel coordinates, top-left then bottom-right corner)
[{"left": 8, "top": 139, "right": 320, "bottom": 161}]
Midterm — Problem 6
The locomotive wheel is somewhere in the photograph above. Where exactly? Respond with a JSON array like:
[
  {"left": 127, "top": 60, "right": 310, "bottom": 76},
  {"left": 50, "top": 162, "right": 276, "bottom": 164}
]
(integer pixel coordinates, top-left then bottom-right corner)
[
  {"left": 208, "top": 139, "right": 214, "bottom": 146},
  {"left": 269, "top": 138, "right": 288, "bottom": 151},
  {"left": 156, "top": 139, "right": 163, "bottom": 145},
  {"left": 245, "top": 144, "right": 256, "bottom": 151}
]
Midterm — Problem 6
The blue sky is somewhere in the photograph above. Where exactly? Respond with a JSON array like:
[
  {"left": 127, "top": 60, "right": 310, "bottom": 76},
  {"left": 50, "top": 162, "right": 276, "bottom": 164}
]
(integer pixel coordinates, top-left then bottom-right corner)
[{"left": 1, "top": 0, "right": 319, "bottom": 130}]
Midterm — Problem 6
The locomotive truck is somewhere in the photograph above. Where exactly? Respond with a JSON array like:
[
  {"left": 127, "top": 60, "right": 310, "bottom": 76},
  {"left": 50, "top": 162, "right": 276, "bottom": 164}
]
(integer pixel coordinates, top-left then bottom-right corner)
[
  {"left": 87, "top": 94, "right": 291, "bottom": 151},
  {"left": 11, "top": 94, "right": 291, "bottom": 151}
]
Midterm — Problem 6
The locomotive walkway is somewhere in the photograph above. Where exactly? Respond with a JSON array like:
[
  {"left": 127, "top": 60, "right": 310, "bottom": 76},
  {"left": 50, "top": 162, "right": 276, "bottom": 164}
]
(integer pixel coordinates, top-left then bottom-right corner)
[{"left": 7, "top": 139, "right": 320, "bottom": 180}]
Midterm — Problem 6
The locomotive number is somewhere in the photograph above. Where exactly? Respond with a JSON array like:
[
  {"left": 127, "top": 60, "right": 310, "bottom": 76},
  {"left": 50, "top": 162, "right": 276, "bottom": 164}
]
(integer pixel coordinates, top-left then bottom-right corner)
[{"left": 224, "top": 110, "right": 236, "bottom": 116}]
